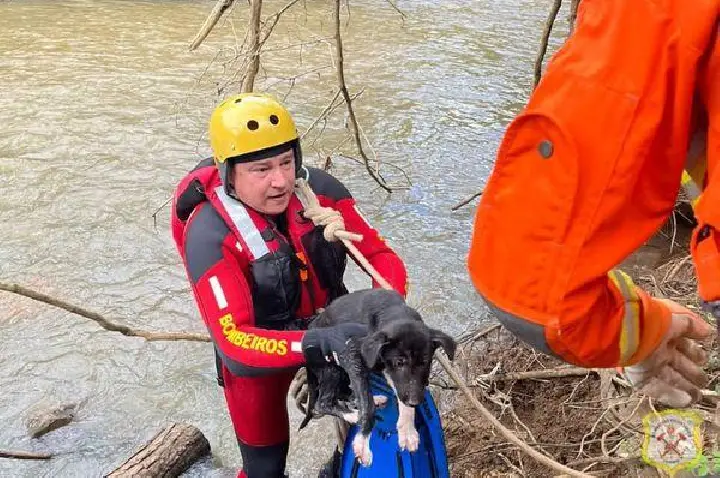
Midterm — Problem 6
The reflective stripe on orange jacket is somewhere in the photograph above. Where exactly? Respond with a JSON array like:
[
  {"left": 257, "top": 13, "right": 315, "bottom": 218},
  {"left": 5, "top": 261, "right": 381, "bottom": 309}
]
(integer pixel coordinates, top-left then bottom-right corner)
[{"left": 467, "top": 0, "right": 719, "bottom": 368}]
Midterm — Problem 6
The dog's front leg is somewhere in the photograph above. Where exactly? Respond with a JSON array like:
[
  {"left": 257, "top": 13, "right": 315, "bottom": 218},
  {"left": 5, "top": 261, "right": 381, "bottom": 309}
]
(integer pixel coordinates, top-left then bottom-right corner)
[
  {"left": 397, "top": 402, "right": 420, "bottom": 452},
  {"left": 339, "top": 343, "right": 374, "bottom": 467}
]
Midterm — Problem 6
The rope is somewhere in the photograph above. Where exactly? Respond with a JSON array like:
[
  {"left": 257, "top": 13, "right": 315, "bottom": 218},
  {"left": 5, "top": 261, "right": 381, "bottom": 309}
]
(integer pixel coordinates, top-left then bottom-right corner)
[{"left": 293, "top": 177, "right": 592, "bottom": 478}]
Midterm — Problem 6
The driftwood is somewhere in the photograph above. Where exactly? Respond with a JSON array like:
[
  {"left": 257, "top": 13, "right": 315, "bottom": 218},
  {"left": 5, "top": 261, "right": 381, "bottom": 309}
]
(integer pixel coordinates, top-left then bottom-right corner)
[
  {"left": 0, "top": 282, "right": 211, "bottom": 343},
  {"left": 106, "top": 423, "right": 210, "bottom": 478},
  {"left": 0, "top": 449, "right": 52, "bottom": 460}
]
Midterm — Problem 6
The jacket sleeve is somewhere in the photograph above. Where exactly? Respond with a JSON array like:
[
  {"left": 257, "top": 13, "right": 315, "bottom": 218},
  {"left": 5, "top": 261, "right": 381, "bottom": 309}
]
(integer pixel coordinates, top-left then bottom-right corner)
[
  {"left": 183, "top": 203, "right": 306, "bottom": 377},
  {"left": 467, "top": 0, "right": 718, "bottom": 369}
]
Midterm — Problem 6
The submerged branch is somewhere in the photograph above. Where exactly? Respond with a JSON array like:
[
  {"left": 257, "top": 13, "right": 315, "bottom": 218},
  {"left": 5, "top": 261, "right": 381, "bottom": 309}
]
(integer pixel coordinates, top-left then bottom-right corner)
[{"left": 0, "top": 282, "right": 210, "bottom": 343}]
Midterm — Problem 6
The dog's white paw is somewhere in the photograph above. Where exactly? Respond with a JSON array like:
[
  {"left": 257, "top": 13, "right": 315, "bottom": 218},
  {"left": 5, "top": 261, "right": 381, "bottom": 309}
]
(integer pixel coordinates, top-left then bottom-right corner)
[
  {"left": 352, "top": 433, "right": 373, "bottom": 467},
  {"left": 398, "top": 423, "right": 420, "bottom": 452},
  {"left": 373, "top": 395, "right": 388, "bottom": 408},
  {"left": 342, "top": 411, "right": 359, "bottom": 423}
]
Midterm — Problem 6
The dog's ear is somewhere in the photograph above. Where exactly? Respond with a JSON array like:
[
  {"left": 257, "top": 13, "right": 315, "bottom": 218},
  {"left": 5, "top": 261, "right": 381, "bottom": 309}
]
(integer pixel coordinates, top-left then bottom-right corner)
[
  {"left": 361, "top": 331, "right": 388, "bottom": 368},
  {"left": 430, "top": 329, "right": 456, "bottom": 361}
]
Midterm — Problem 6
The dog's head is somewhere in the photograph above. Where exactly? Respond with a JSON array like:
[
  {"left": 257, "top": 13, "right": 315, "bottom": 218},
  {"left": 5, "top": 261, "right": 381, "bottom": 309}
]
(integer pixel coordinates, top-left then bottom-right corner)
[{"left": 361, "top": 319, "right": 456, "bottom": 407}]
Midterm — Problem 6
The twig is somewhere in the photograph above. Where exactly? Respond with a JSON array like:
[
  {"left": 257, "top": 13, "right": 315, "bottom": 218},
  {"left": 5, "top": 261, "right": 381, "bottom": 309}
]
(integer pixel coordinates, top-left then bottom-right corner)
[
  {"left": 300, "top": 89, "right": 343, "bottom": 140},
  {"left": 534, "top": 0, "right": 563, "bottom": 88},
  {"left": 670, "top": 211, "right": 678, "bottom": 255},
  {"left": 333, "top": 0, "right": 392, "bottom": 193},
  {"left": 576, "top": 407, "right": 611, "bottom": 459},
  {"left": 152, "top": 196, "right": 172, "bottom": 231},
  {"left": 477, "top": 367, "right": 596, "bottom": 383},
  {"left": 451, "top": 190, "right": 483, "bottom": 211},
  {"left": 567, "top": 456, "right": 640, "bottom": 468},
  {"left": 0, "top": 282, "right": 211, "bottom": 343},
  {"left": 600, "top": 397, "right": 645, "bottom": 456},
  {"left": 383, "top": 0, "right": 406, "bottom": 20},
  {"left": 335, "top": 154, "right": 412, "bottom": 189},
  {"left": 477, "top": 362, "right": 502, "bottom": 382},
  {"left": 259, "top": 0, "right": 304, "bottom": 46},
  {"left": 457, "top": 323, "right": 501, "bottom": 345},
  {"left": 0, "top": 450, "right": 52, "bottom": 460},
  {"left": 189, "top": 0, "right": 236, "bottom": 51},
  {"left": 498, "top": 452, "right": 524, "bottom": 476}
]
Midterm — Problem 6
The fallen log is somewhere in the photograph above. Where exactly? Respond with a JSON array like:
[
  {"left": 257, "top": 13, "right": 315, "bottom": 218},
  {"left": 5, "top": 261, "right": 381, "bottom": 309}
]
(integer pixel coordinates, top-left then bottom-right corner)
[{"left": 105, "top": 423, "right": 210, "bottom": 478}]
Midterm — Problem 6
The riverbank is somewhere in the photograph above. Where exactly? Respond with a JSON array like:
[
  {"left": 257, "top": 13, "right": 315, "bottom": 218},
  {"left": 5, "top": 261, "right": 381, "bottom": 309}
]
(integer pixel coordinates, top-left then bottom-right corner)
[{"left": 438, "top": 203, "right": 720, "bottom": 477}]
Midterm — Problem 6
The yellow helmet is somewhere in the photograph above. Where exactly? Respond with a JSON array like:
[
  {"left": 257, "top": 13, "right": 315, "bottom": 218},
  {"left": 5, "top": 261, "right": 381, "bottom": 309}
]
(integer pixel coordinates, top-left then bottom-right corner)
[{"left": 208, "top": 93, "right": 303, "bottom": 194}]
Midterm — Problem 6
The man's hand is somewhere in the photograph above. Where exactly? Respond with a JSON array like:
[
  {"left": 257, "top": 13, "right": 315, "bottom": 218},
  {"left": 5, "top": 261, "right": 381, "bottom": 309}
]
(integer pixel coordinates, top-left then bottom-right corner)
[
  {"left": 624, "top": 299, "right": 713, "bottom": 408},
  {"left": 301, "top": 323, "right": 369, "bottom": 367}
]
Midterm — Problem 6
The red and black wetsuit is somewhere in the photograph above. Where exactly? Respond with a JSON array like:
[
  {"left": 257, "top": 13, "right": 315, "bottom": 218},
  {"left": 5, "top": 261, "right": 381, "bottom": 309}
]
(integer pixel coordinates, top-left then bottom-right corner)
[{"left": 170, "top": 158, "right": 407, "bottom": 478}]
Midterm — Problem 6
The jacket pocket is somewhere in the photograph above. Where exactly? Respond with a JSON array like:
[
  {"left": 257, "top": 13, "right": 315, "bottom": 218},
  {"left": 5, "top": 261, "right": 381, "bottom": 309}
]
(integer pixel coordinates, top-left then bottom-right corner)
[{"left": 470, "top": 77, "right": 638, "bottom": 316}]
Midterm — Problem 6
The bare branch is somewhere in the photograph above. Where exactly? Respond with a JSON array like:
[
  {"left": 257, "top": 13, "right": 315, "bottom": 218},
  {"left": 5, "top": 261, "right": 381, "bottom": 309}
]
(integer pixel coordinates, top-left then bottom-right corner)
[
  {"left": 242, "top": 0, "right": 263, "bottom": 92},
  {"left": 0, "top": 282, "right": 211, "bottom": 343},
  {"left": 152, "top": 196, "right": 172, "bottom": 231},
  {"left": 451, "top": 190, "right": 483, "bottom": 211},
  {"left": 533, "top": 0, "right": 563, "bottom": 88},
  {"left": 301, "top": 89, "right": 343, "bottom": 140},
  {"left": 333, "top": 0, "right": 392, "bottom": 192},
  {"left": 336, "top": 154, "right": 411, "bottom": 189},
  {"left": 259, "top": 0, "right": 305, "bottom": 46},
  {"left": 477, "top": 367, "right": 596, "bottom": 384},
  {"left": 190, "top": 0, "right": 237, "bottom": 51},
  {"left": 383, "top": 0, "right": 407, "bottom": 20}
]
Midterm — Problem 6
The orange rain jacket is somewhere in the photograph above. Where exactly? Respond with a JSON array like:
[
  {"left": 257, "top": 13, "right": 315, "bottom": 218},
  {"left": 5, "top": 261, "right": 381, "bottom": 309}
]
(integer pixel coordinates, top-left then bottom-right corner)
[{"left": 468, "top": 0, "right": 719, "bottom": 368}]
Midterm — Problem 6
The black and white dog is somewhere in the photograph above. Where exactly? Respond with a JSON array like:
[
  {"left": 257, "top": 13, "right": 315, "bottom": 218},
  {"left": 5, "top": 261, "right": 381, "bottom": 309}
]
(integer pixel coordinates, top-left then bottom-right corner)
[{"left": 300, "top": 288, "right": 456, "bottom": 466}]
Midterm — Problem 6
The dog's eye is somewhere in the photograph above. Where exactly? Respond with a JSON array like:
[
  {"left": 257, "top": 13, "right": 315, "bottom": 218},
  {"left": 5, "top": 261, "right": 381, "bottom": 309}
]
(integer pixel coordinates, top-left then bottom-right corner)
[{"left": 394, "top": 357, "right": 408, "bottom": 367}]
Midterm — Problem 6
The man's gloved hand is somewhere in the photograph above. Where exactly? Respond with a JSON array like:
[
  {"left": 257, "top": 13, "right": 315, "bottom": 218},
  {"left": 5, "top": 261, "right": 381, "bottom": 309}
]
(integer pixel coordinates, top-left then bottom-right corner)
[
  {"left": 623, "top": 298, "right": 713, "bottom": 408},
  {"left": 301, "top": 323, "right": 369, "bottom": 366}
]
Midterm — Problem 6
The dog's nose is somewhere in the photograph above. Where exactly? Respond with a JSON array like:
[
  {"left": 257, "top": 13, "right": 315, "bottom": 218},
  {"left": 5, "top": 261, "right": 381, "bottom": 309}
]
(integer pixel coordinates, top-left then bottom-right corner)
[{"left": 404, "top": 397, "right": 420, "bottom": 407}]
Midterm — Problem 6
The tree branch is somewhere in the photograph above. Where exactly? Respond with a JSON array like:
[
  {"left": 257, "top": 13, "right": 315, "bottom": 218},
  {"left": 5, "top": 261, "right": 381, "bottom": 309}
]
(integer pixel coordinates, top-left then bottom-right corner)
[
  {"left": 242, "top": 0, "right": 263, "bottom": 92},
  {"left": 189, "top": 0, "right": 236, "bottom": 51},
  {"left": 333, "top": 0, "right": 392, "bottom": 193},
  {"left": 533, "top": 0, "right": 563, "bottom": 89},
  {"left": 451, "top": 190, "right": 483, "bottom": 211},
  {"left": 0, "top": 282, "right": 211, "bottom": 343}
]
